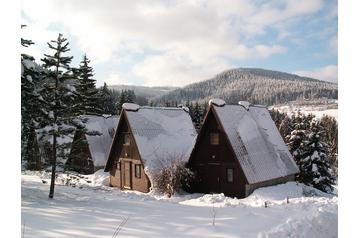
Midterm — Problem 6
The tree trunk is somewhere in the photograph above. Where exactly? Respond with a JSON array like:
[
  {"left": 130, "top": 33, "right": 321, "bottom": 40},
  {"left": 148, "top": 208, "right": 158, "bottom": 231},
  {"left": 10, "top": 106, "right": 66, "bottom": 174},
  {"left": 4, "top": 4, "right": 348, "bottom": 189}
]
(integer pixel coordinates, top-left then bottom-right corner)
[{"left": 48, "top": 133, "right": 57, "bottom": 199}]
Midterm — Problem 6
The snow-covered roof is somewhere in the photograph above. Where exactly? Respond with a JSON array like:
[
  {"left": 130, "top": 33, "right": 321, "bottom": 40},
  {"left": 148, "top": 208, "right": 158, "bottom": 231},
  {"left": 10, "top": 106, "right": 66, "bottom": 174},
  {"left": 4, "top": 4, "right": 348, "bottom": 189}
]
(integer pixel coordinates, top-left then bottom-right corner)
[
  {"left": 209, "top": 98, "right": 226, "bottom": 107},
  {"left": 125, "top": 106, "right": 197, "bottom": 176},
  {"left": 81, "top": 115, "right": 119, "bottom": 167},
  {"left": 212, "top": 103, "right": 299, "bottom": 184},
  {"left": 123, "top": 103, "right": 140, "bottom": 111}
]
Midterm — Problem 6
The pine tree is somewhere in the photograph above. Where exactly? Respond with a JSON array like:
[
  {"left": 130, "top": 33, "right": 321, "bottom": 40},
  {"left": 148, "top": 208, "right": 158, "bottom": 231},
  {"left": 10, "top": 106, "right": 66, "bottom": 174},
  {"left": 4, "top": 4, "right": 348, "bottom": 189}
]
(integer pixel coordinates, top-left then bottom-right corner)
[
  {"left": 75, "top": 54, "right": 100, "bottom": 115},
  {"left": 41, "top": 33, "right": 83, "bottom": 198},
  {"left": 299, "top": 120, "right": 335, "bottom": 192}
]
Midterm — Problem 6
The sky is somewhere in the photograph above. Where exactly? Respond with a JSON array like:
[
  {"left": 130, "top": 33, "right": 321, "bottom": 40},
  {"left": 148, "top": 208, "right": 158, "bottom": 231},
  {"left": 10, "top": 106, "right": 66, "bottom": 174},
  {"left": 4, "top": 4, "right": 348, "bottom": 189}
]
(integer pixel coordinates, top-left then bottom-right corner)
[{"left": 21, "top": 0, "right": 338, "bottom": 87}]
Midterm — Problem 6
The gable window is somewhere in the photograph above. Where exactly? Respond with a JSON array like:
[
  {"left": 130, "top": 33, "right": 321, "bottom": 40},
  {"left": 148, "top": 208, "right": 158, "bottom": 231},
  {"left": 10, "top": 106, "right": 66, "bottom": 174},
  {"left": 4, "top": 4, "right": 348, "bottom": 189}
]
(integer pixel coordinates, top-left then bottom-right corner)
[
  {"left": 135, "top": 164, "right": 141, "bottom": 178},
  {"left": 124, "top": 134, "right": 130, "bottom": 145},
  {"left": 210, "top": 132, "right": 219, "bottom": 145},
  {"left": 227, "top": 168, "right": 233, "bottom": 183}
]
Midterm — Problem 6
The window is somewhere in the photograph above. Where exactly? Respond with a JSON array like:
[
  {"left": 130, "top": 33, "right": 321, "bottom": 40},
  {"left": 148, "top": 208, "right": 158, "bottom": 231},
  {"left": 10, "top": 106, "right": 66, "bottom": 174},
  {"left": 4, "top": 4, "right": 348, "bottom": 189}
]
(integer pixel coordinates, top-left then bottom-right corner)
[
  {"left": 227, "top": 168, "right": 233, "bottom": 183},
  {"left": 210, "top": 133, "right": 219, "bottom": 145},
  {"left": 124, "top": 134, "right": 130, "bottom": 145},
  {"left": 135, "top": 164, "right": 141, "bottom": 178},
  {"left": 116, "top": 161, "right": 121, "bottom": 170}
]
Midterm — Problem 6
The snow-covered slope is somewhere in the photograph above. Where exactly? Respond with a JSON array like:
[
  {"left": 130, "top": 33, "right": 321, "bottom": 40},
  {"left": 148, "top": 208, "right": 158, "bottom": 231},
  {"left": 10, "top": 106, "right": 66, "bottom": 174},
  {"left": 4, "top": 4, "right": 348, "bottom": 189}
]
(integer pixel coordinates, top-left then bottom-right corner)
[
  {"left": 155, "top": 68, "right": 338, "bottom": 106},
  {"left": 21, "top": 171, "right": 337, "bottom": 238},
  {"left": 271, "top": 101, "right": 338, "bottom": 120}
]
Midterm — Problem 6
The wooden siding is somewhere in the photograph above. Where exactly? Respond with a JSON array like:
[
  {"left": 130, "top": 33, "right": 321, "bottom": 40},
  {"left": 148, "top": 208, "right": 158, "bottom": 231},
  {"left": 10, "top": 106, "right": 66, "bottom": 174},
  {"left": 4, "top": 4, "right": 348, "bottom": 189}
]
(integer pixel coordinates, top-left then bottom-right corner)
[
  {"left": 189, "top": 108, "right": 248, "bottom": 198},
  {"left": 108, "top": 112, "right": 151, "bottom": 193}
]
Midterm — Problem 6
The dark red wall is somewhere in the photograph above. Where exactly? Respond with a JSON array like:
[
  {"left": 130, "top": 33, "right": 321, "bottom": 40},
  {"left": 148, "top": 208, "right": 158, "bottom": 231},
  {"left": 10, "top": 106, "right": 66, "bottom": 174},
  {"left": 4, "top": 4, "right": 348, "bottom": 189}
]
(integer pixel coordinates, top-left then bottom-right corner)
[{"left": 189, "top": 108, "right": 248, "bottom": 198}]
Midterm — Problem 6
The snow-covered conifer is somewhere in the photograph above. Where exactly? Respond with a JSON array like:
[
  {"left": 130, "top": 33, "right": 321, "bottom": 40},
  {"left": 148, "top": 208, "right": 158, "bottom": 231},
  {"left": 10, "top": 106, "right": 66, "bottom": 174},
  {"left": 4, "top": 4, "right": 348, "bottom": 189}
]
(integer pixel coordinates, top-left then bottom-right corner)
[
  {"left": 299, "top": 119, "right": 335, "bottom": 192},
  {"left": 75, "top": 55, "right": 101, "bottom": 115},
  {"left": 41, "top": 33, "right": 83, "bottom": 198}
]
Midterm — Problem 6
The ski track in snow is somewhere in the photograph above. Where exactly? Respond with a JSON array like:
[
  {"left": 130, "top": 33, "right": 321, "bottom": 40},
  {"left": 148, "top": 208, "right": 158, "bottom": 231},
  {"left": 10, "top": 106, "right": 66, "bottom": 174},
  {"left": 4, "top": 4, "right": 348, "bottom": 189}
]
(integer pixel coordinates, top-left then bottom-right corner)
[{"left": 21, "top": 171, "right": 337, "bottom": 238}]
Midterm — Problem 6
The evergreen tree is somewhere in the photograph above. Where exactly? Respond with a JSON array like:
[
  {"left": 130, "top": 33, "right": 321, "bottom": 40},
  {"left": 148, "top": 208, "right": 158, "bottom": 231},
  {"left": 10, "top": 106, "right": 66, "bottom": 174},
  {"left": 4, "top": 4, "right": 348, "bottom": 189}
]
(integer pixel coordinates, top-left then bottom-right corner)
[
  {"left": 299, "top": 120, "right": 335, "bottom": 192},
  {"left": 320, "top": 115, "right": 338, "bottom": 177},
  {"left": 286, "top": 114, "right": 307, "bottom": 166},
  {"left": 278, "top": 115, "right": 291, "bottom": 142},
  {"left": 21, "top": 25, "right": 46, "bottom": 170},
  {"left": 98, "top": 82, "right": 117, "bottom": 114},
  {"left": 41, "top": 33, "right": 83, "bottom": 198},
  {"left": 75, "top": 54, "right": 100, "bottom": 115}
]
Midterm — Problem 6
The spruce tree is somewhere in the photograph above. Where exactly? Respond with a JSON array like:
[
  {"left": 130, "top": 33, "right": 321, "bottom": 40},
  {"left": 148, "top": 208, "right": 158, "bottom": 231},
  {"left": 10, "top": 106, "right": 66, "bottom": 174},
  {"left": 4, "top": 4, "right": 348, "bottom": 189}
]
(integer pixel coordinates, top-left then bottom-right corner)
[
  {"left": 320, "top": 115, "right": 338, "bottom": 176},
  {"left": 98, "top": 83, "right": 117, "bottom": 115},
  {"left": 75, "top": 54, "right": 100, "bottom": 115},
  {"left": 41, "top": 33, "right": 83, "bottom": 198},
  {"left": 21, "top": 26, "right": 46, "bottom": 170},
  {"left": 300, "top": 120, "right": 335, "bottom": 192}
]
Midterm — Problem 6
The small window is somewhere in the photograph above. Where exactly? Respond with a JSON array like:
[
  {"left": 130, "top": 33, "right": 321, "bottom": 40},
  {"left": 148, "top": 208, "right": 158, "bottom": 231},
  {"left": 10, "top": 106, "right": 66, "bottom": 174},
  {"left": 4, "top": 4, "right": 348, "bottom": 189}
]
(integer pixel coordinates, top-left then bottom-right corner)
[
  {"left": 135, "top": 164, "right": 141, "bottom": 178},
  {"left": 210, "top": 133, "right": 219, "bottom": 145},
  {"left": 124, "top": 134, "right": 130, "bottom": 145},
  {"left": 227, "top": 168, "right": 233, "bottom": 183},
  {"left": 116, "top": 162, "right": 121, "bottom": 170}
]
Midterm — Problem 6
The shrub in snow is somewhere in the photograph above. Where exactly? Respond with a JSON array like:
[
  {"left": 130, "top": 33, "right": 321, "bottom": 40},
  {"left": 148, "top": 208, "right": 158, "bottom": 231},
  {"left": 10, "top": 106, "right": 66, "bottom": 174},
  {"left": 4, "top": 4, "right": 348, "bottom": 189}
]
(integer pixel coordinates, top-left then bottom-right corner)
[{"left": 151, "top": 153, "right": 195, "bottom": 197}]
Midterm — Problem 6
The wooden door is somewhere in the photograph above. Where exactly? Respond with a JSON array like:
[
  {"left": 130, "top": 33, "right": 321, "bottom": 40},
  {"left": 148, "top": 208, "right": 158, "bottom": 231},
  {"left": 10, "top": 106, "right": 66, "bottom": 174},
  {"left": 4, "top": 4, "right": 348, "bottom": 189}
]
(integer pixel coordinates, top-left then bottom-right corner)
[
  {"left": 207, "top": 164, "right": 221, "bottom": 193},
  {"left": 123, "top": 161, "right": 132, "bottom": 189}
]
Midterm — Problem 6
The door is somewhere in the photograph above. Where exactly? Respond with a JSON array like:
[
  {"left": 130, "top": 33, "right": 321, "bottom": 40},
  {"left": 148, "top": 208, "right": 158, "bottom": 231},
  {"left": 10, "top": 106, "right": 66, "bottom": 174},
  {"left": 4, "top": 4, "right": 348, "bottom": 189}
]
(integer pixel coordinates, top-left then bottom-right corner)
[
  {"left": 123, "top": 161, "right": 132, "bottom": 189},
  {"left": 206, "top": 164, "right": 221, "bottom": 193}
]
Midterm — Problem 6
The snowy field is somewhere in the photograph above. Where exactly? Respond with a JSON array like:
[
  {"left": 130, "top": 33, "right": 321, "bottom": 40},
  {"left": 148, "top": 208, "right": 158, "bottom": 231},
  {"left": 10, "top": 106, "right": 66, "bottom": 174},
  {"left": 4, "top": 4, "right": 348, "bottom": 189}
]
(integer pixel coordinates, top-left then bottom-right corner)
[
  {"left": 271, "top": 103, "right": 338, "bottom": 120},
  {"left": 21, "top": 170, "right": 337, "bottom": 238}
]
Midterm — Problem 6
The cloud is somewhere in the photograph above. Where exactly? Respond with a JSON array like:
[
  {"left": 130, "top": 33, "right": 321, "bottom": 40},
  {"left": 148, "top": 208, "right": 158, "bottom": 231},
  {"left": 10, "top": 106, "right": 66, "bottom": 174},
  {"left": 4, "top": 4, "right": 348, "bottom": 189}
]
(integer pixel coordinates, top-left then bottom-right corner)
[
  {"left": 21, "top": 0, "right": 328, "bottom": 86},
  {"left": 293, "top": 65, "right": 338, "bottom": 83}
]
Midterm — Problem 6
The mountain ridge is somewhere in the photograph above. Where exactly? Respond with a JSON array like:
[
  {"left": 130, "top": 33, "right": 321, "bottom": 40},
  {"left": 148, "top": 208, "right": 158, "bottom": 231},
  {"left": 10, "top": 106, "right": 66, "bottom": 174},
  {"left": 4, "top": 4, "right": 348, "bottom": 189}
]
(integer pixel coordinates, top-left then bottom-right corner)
[{"left": 153, "top": 67, "right": 338, "bottom": 106}]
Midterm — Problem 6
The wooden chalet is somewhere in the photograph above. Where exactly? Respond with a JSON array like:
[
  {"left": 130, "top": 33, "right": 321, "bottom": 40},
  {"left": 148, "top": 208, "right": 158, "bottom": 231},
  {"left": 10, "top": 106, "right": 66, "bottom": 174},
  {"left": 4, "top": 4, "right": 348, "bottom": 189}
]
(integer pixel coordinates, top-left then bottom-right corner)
[
  {"left": 67, "top": 115, "right": 119, "bottom": 174},
  {"left": 104, "top": 103, "right": 197, "bottom": 193},
  {"left": 188, "top": 99, "right": 299, "bottom": 198}
]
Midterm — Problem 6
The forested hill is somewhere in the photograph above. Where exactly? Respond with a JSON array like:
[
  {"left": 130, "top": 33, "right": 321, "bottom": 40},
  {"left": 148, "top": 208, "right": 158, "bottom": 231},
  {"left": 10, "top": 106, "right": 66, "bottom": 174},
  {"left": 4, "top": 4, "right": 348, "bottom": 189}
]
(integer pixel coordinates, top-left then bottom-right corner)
[{"left": 154, "top": 68, "right": 338, "bottom": 106}]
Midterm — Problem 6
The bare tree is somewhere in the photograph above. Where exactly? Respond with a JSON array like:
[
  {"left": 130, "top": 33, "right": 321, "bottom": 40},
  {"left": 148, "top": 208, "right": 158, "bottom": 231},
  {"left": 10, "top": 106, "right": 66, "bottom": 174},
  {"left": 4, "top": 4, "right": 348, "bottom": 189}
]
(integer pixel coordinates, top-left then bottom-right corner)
[{"left": 152, "top": 153, "right": 195, "bottom": 197}]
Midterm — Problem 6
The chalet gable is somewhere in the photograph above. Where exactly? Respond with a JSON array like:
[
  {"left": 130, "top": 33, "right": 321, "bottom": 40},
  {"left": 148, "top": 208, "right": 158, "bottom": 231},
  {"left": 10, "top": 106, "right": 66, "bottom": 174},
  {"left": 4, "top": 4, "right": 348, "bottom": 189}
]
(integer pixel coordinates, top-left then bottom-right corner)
[{"left": 105, "top": 105, "right": 197, "bottom": 181}]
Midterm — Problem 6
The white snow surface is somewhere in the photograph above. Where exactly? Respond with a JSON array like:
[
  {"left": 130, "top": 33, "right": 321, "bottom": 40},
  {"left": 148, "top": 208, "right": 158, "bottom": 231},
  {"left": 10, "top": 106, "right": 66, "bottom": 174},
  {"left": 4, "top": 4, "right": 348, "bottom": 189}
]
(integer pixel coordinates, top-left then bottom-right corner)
[
  {"left": 213, "top": 104, "right": 299, "bottom": 184},
  {"left": 124, "top": 107, "right": 197, "bottom": 180},
  {"left": 271, "top": 104, "right": 338, "bottom": 120},
  {"left": 209, "top": 98, "right": 226, "bottom": 107},
  {"left": 22, "top": 172, "right": 337, "bottom": 238},
  {"left": 123, "top": 103, "right": 140, "bottom": 111},
  {"left": 238, "top": 101, "right": 251, "bottom": 110},
  {"left": 82, "top": 115, "right": 119, "bottom": 167}
]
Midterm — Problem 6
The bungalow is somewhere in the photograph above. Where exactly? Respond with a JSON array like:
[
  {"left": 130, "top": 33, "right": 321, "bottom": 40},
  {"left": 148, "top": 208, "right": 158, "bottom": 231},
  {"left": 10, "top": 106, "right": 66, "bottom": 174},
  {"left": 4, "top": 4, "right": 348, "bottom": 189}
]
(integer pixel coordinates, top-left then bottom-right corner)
[
  {"left": 104, "top": 103, "right": 197, "bottom": 193},
  {"left": 188, "top": 99, "right": 299, "bottom": 198},
  {"left": 67, "top": 115, "right": 119, "bottom": 174}
]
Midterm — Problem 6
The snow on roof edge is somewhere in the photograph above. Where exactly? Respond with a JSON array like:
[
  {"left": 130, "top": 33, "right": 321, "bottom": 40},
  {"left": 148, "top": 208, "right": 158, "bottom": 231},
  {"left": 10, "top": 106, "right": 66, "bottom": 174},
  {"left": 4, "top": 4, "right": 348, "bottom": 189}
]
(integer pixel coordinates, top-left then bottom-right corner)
[
  {"left": 209, "top": 98, "right": 226, "bottom": 107},
  {"left": 123, "top": 103, "right": 140, "bottom": 111}
]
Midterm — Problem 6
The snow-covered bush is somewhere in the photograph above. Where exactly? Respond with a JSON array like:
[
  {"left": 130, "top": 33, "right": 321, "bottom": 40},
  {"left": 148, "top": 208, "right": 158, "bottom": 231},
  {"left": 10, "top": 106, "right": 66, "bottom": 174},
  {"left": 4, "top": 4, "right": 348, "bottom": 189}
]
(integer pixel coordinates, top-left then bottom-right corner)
[{"left": 151, "top": 153, "right": 195, "bottom": 197}]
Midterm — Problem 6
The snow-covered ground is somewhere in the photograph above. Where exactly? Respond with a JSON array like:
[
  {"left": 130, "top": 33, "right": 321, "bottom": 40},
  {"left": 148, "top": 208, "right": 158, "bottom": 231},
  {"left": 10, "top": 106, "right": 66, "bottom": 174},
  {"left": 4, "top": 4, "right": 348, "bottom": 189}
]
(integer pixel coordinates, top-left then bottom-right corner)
[
  {"left": 21, "top": 170, "right": 337, "bottom": 238},
  {"left": 271, "top": 102, "right": 338, "bottom": 120}
]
